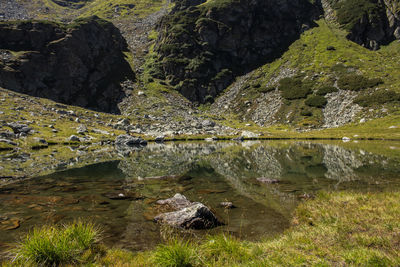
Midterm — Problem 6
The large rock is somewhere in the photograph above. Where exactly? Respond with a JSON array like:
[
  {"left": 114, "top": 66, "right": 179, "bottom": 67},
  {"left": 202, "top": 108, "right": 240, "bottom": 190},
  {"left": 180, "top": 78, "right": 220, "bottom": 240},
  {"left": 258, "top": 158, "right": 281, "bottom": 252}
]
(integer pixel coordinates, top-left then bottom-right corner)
[
  {"left": 6, "top": 123, "right": 32, "bottom": 134},
  {"left": 0, "top": 16, "right": 135, "bottom": 113},
  {"left": 154, "top": 202, "right": 221, "bottom": 229}
]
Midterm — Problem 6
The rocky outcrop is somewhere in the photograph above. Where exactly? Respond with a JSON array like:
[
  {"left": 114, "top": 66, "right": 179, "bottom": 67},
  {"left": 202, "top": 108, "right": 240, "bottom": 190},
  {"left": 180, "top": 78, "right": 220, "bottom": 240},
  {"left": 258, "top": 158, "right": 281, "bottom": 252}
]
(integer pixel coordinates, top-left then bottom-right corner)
[
  {"left": 154, "top": 0, "right": 320, "bottom": 103},
  {"left": 0, "top": 16, "right": 135, "bottom": 113},
  {"left": 322, "top": 0, "right": 400, "bottom": 50}
]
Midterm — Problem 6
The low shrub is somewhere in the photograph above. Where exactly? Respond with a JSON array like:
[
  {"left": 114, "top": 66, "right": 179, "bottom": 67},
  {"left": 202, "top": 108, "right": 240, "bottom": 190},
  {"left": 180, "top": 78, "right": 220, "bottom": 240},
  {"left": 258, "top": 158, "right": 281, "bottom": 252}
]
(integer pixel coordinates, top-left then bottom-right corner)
[
  {"left": 278, "top": 77, "right": 312, "bottom": 100},
  {"left": 354, "top": 90, "right": 400, "bottom": 107},
  {"left": 316, "top": 86, "right": 338, "bottom": 95},
  {"left": 337, "top": 74, "right": 383, "bottom": 91},
  {"left": 257, "top": 86, "right": 275, "bottom": 93},
  {"left": 12, "top": 221, "right": 101, "bottom": 266},
  {"left": 305, "top": 95, "right": 328, "bottom": 108},
  {"left": 300, "top": 110, "right": 313, "bottom": 116}
]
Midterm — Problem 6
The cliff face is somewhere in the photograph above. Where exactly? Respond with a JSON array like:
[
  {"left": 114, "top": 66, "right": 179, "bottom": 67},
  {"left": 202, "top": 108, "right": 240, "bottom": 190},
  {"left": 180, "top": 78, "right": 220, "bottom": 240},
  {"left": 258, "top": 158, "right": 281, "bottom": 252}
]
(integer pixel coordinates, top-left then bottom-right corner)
[
  {"left": 0, "top": 16, "right": 135, "bottom": 113},
  {"left": 324, "top": 0, "right": 400, "bottom": 50},
  {"left": 153, "top": 0, "right": 320, "bottom": 103}
]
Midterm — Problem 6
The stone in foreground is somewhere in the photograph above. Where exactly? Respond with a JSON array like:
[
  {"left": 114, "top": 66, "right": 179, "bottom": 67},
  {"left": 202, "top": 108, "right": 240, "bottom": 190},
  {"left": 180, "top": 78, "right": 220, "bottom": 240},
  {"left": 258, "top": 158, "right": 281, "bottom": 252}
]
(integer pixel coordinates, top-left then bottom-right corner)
[{"left": 154, "top": 202, "right": 222, "bottom": 229}]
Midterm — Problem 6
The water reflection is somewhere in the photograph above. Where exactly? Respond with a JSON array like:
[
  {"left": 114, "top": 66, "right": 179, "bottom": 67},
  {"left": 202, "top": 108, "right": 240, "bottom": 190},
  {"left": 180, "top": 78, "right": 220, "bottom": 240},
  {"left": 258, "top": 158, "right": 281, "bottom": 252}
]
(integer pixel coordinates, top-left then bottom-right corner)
[{"left": 0, "top": 141, "right": 399, "bottom": 255}]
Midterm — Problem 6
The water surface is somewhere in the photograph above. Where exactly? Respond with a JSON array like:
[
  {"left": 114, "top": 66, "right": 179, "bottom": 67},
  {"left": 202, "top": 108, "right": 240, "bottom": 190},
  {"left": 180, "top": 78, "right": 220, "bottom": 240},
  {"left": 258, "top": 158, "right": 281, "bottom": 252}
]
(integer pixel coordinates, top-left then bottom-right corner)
[{"left": 1, "top": 140, "right": 400, "bottom": 254}]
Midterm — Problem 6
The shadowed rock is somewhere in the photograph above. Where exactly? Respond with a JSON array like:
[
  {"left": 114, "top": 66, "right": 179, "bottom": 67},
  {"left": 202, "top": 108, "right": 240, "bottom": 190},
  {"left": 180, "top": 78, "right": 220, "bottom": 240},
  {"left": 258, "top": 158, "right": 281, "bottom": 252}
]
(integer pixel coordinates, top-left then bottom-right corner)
[{"left": 0, "top": 16, "right": 135, "bottom": 113}]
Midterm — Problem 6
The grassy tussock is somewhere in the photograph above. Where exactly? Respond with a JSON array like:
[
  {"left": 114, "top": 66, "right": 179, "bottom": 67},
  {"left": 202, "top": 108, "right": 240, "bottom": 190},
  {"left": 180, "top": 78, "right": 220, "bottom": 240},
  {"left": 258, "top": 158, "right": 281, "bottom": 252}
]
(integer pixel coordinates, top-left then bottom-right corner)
[{"left": 10, "top": 221, "right": 102, "bottom": 266}]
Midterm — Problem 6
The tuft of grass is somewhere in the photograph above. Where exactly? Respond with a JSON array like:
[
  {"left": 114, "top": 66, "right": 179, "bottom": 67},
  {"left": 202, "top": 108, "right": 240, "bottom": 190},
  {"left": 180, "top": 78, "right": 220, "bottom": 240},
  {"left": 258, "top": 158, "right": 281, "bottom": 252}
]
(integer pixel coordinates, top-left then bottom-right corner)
[
  {"left": 153, "top": 239, "right": 197, "bottom": 267},
  {"left": 11, "top": 221, "right": 101, "bottom": 266},
  {"left": 201, "top": 234, "right": 251, "bottom": 264}
]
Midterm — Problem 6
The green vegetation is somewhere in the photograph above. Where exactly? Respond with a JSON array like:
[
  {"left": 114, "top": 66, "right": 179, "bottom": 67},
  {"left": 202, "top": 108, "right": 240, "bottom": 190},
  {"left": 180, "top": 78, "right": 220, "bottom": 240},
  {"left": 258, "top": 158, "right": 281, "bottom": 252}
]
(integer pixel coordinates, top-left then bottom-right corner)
[
  {"left": 6, "top": 191, "right": 400, "bottom": 266},
  {"left": 316, "top": 86, "right": 338, "bottom": 96},
  {"left": 278, "top": 77, "right": 312, "bottom": 100},
  {"left": 337, "top": 74, "right": 383, "bottom": 91},
  {"left": 153, "top": 240, "right": 196, "bottom": 267},
  {"left": 331, "top": 0, "right": 384, "bottom": 30},
  {"left": 11, "top": 221, "right": 101, "bottom": 266},
  {"left": 354, "top": 90, "right": 400, "bottom": 107},
  {"left": 305, "top": 95, "right": 327, "bottom": 108}
]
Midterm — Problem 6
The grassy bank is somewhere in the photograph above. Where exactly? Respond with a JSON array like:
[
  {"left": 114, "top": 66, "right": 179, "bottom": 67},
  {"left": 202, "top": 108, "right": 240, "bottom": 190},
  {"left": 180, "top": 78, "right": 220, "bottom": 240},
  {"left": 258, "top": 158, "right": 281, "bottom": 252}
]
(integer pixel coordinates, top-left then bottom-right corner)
[{"left": 3, "top": 191, "right": 400, "bottom": 266}]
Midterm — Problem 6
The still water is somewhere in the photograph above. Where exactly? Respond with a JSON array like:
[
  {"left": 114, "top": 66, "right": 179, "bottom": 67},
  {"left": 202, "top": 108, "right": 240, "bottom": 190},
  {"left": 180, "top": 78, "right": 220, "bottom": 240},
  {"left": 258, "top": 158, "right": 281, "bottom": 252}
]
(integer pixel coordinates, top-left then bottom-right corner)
[{"left": 0, "top": 140, "right": 399, "bottom": 253}]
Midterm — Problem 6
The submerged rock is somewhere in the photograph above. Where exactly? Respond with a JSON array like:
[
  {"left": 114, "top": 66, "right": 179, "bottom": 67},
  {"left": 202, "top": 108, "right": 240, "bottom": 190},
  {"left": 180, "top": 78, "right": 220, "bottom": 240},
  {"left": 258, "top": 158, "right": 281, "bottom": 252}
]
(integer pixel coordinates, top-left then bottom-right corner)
[
  {"left": 219, "top": 202, "right": 235, "bottom": 209},
  {"left": 154, "top": 202, "right": 222, "bottom": 229}
]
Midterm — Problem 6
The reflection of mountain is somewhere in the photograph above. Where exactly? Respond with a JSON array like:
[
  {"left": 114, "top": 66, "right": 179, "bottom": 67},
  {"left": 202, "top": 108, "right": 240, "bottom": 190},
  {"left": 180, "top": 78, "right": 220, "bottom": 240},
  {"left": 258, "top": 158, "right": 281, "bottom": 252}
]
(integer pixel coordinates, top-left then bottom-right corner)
[
  {"left": 117, "top": 141, "right": 400, "bottom": 218},
  {"left": 322, "top": 145, "right": 363, "bottom": 181}
]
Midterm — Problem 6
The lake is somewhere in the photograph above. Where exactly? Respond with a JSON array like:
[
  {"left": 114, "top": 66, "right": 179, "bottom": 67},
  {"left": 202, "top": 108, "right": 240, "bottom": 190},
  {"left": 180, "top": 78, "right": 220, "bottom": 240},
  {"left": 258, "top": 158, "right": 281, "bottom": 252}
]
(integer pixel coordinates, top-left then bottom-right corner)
[{"left": 1, "top": 140, "right": 399, "bottom": 255}]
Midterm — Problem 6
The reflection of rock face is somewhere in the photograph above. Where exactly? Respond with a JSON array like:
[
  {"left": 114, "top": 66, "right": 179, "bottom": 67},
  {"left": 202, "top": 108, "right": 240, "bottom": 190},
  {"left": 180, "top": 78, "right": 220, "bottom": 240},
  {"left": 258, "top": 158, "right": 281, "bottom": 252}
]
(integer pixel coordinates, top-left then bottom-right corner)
[
  {"left": 118, "top": 142, "right": 233, "bottom": 181},
  {"left": 117, "top": 141, "right": 400, "bottom": 217},
  {"left": 322, "top": 145, "right": 363, "bottom": 181}
]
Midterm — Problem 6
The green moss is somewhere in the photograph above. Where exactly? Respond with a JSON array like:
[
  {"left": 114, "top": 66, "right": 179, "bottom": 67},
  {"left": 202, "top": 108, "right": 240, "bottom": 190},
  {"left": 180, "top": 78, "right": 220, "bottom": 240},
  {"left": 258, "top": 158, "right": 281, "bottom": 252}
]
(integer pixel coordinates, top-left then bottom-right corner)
[{"left": 337, "top": 74, "right": 383, "bottom": 91}]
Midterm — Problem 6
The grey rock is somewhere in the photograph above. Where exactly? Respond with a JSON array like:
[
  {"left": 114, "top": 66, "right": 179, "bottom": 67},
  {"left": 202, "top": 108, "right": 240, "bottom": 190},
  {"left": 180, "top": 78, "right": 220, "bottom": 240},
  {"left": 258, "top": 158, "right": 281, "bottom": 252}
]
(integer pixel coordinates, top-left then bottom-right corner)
[
  {"left": 156, "top": 193, "right": 192, "bottom": 210},
  {"left": 154, "top": 202, "right": 221, "bottom": 229},
  {"left": 202, "top": 120, "right": 216, "bottom": 128},
  {"left": 6, "top": 123, "right": 32, "bottom": 134},
  {"left": 257, "top": 178, "right": 280, "bottom": 184},
  {"left": 0, "top": 138, "right": 17, "bottom": 146},
  {"left": 76, "top": 124, "right": 88, "bottom": 134},
  {"left": 67, "top": 135, "right": 81, "bottom": 142},
  {"left": 155, "top": 136, "right": 165, "bottom": 143}
]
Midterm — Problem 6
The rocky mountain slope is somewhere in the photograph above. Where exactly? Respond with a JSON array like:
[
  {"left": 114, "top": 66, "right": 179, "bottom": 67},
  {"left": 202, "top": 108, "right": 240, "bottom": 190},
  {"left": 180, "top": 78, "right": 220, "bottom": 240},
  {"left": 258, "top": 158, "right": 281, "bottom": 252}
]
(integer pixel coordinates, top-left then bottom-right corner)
[{"left": 0, "top": 0, "right": 399, "bottom": 139}]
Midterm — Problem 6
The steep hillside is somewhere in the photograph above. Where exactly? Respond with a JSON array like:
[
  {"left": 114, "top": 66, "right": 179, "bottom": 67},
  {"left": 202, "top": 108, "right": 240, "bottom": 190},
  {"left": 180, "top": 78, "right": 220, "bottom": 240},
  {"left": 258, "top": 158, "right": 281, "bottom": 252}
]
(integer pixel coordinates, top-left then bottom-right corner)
[
  {"left": 210, "top": 19, "right": 400, "bottom": 129},
  {"left": 151, "top": 0, "right": 319, "bottom": 103}
]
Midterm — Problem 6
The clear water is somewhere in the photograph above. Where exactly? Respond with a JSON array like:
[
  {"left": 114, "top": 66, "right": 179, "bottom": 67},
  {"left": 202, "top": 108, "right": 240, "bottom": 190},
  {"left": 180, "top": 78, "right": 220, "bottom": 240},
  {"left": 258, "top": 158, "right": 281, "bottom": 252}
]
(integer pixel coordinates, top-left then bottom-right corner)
[{"left": 1, "top": 140, "right": 400, "bottom": 254}]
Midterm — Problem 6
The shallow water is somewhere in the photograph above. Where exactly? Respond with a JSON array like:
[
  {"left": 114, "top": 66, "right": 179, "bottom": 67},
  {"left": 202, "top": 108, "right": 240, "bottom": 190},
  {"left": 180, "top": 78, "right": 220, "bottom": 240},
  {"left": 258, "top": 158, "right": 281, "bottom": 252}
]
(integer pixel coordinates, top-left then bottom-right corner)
[{"left": 0, "top": 140, "right": 400, "bottom": 253}]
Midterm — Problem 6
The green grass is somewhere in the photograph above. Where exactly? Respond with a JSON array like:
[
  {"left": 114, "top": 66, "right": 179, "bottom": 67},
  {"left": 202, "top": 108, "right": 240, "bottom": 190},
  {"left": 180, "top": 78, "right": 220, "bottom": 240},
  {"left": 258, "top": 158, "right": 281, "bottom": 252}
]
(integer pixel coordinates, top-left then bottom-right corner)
[
  {"left": 153, "top": 239, "right": 196, "bottom": 267},
  {"left": 11, "top": 221, "right": 101, "bottom": 266}
]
